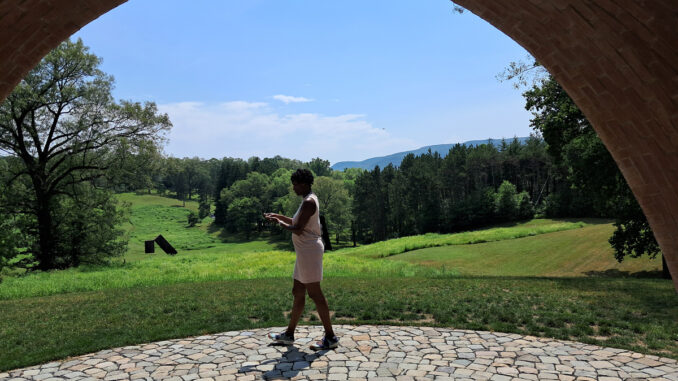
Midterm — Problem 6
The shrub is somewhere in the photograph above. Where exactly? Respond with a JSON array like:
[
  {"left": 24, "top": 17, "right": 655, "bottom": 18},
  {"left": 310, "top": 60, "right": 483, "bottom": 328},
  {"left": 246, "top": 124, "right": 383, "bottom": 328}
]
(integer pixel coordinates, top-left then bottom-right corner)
[
  {"left": 187, "top": 211, "right": 200, "bottom": 227},
  {"left": 198, "top": 199, "right": 210, "bottom": 219},
  {"left": 517, "top": 191, "right": 535, "bottom": 220},
  {"left": 495, "top": 181, "right": 518, "bottom": 220}
]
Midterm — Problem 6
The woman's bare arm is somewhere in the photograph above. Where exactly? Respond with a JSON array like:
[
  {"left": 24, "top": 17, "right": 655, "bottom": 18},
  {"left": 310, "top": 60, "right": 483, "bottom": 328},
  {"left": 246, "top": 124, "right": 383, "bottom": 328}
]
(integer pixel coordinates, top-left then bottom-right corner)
[{"left": 265, "top": 213, "right": 293, "bottom": 225}]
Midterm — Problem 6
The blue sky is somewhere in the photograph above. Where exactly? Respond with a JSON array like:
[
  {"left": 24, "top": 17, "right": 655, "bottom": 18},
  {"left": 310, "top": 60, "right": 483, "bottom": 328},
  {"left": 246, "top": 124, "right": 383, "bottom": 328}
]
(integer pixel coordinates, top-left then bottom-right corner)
[{"left": 73, "top": 0, "right": 534, "bottom": 164}]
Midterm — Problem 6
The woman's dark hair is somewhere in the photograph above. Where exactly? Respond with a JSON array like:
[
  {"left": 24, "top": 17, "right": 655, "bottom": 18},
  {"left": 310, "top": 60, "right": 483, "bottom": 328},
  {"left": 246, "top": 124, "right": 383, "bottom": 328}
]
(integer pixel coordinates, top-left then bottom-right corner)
[{"left": 291, "top": 168, "right": 314, "bottom": 185}]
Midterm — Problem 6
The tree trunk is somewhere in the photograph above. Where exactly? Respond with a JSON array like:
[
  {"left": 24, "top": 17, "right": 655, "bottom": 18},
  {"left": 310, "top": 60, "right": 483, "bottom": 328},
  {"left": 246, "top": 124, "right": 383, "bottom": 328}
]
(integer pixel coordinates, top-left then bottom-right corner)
[
  {"left": 36, "top": 196, "right": 55, "bottom": 270},
  {"left": 69, "top": 219, "right": 83, "bottom": 268}
]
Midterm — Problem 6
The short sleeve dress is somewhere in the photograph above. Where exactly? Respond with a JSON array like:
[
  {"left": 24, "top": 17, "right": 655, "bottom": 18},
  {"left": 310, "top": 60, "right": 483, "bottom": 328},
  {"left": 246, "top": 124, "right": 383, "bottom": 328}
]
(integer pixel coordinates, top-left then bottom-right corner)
[{"left": 291, "top": 192, "right": 325, "bottom": 284}]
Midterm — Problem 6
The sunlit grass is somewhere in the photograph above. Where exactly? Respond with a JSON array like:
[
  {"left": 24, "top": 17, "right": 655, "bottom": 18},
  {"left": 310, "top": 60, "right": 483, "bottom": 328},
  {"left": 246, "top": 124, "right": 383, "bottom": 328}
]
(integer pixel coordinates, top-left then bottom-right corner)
[
  {"left": 0, "top": 212, "right": 591, "bottom": 300},
  {"left": 390, "top": 223, "right": 663, "bottom": 277},
  {"left": 337, "top": 219, "right": 590, "bottom": 258},
  {"left": 0, "top": 213, "right": 607, "bottom": 301},
  {"left": 0, "top": 248, "right": 448, "bottom": 300},
  {"left": 117, "top": 192, "right": 217, "bottom": 261}
]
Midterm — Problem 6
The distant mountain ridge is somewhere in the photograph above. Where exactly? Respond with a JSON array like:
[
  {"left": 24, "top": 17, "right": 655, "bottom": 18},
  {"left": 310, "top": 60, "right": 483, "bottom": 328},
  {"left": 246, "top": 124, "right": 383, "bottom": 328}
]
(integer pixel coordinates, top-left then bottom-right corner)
[{"left": 331, "top": 137, "right": 530, "bottom": 171}]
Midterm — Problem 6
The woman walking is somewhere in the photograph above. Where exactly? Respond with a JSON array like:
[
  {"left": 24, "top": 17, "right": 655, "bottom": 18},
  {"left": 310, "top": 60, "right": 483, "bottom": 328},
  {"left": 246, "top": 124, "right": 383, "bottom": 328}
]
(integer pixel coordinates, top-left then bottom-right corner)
[{"left": 264, "top": 169, "right": 338, "bottom": 350}]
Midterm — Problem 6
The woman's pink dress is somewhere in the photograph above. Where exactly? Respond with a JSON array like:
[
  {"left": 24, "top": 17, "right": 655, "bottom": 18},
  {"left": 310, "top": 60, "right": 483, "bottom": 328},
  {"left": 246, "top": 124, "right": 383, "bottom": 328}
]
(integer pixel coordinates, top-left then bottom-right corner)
[{"left": 291, "top": 192, "right": 324, "bottom": 284}]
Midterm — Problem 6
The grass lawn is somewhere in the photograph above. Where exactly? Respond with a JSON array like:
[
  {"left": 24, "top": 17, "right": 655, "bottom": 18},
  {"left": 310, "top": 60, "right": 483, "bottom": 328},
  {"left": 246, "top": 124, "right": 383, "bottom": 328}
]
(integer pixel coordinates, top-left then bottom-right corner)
[
  {"left": 340, "top": 219, "right": 590, "bottom": 259},
  {"left": 0, "top": 205, "right": 590, "bottom": 300},
  {"left": 117, "top": 193, "right": 279, "bottom": 262},
  {"left": 1, "top": 193, "right": 675, "bottom": 371},
  {"left": 1, "top": 277, "right": 676, "bottom": 371},
  {"left": 0, "top": 248, "right": 448, "bottom": 300},
  {"left": 390, "top": 223, "right": 663, "bottom": 277}
]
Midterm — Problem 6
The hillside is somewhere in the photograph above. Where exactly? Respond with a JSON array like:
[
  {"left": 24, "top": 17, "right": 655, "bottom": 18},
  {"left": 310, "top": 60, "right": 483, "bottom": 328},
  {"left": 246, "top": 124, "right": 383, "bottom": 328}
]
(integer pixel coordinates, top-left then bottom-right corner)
[
  {"left": 331, "top": 136, "right": 530, "bottom": 170},
  {"left": 116, "top": 193, "right": 275, "bottom": 262},
  {"left": 389, "top": 222, "right": 662, "bottom": 277}
]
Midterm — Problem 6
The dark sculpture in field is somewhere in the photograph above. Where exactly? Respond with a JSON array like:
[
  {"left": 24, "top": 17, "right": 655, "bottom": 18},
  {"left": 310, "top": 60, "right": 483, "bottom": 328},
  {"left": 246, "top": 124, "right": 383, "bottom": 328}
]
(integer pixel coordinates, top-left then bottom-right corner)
[{"left": 145, "top": 235, "right": 178, "bottom": 255}]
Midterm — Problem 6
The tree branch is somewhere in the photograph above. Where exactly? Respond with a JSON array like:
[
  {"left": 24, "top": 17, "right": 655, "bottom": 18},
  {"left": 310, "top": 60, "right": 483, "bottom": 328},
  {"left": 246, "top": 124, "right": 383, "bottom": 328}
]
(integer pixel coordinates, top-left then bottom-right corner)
[
  {"left": 48, "top": 165, "right": 104, "bottom": 194},
  {"left": 28, "top": 111, "right": 44, "bottom": 158},
  {"left": 46, "top": 139, "right": 111, "bottom": 175},
  {"left": 3, "top": 168, "right": 30, "bottom": 187},
  {"left": 13, "top": 113, "right": 37, "bottom": 168},
  {"left": 43, "top": 130, "right": 82, "bottom": 157},
  {"left": 0, "top": 137, "right": 19, "bottom": 152},
  {"left": 43, "top": 104, "right": 64, "bottom": 155}
]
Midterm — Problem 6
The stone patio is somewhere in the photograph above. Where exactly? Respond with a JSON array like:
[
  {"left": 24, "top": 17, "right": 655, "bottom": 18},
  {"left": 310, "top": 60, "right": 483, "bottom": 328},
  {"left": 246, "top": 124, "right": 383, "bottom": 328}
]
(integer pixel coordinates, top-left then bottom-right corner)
[{"left": 3, "top": 325, "right": 677, "bottom": 380}]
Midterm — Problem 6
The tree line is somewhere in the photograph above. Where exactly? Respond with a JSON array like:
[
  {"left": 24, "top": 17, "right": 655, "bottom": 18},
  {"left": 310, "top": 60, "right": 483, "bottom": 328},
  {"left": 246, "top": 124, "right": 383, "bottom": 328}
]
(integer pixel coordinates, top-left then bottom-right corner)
[
  {"left": 118, "top": 140, "right": 542, "bottom": 246},
  {"left": 351, "top": 139, "right": 544, "bottom": 243}
]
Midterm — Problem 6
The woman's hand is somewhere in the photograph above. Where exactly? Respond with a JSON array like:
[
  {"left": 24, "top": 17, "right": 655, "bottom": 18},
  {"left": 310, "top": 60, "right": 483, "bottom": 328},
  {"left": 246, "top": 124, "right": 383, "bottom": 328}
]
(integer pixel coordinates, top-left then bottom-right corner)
[
  {"left": 264, "top": 212, "right": 293, "bottom": 226},
  {"left": 264, "top": 213, "right": 284, "bottom": 225}
]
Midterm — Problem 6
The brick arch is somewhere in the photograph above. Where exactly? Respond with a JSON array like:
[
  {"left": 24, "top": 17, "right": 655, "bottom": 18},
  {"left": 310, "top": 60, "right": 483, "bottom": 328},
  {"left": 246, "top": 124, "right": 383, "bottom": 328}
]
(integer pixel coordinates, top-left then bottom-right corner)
[{"left": 1, "top": 0, "right": 677, "bottom": 290}]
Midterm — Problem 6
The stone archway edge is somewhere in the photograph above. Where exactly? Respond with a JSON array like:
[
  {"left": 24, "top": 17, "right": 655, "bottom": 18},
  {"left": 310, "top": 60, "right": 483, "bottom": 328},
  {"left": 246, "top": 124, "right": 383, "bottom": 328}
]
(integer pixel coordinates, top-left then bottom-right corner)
[
  {"left": 0, "top": 0, "right": 127, "bottom": 103},
  {"left": 2, "top": 325, "right": 677, "bottom": 380},
  {"left": 0, "top": 0, "right": 677, "bottom": 291}
]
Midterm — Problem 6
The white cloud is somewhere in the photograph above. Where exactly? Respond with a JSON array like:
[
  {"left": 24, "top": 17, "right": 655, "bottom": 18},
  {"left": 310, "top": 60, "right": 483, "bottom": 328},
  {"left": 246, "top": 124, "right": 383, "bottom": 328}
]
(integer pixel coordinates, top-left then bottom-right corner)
[
  {"left": 158, "top": 101, "right": 416, "bottom": 164},
  {"left": 272, "top": 94, "right": 313, "bottom": 104}
]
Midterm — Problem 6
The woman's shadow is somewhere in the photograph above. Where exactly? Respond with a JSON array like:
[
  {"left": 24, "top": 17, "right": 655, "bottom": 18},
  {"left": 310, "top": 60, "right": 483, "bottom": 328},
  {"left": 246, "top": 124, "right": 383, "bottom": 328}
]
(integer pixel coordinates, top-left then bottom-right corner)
[{"left": 237, "top": 343, "right": 329, "bottom": 380}]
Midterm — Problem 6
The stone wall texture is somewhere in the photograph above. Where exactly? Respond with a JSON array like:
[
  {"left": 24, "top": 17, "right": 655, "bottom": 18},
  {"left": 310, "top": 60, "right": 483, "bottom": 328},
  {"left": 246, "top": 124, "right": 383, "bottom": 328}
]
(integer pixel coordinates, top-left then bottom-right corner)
[{"left": 0, "top": 0, "right": 677, "bottom": 291}]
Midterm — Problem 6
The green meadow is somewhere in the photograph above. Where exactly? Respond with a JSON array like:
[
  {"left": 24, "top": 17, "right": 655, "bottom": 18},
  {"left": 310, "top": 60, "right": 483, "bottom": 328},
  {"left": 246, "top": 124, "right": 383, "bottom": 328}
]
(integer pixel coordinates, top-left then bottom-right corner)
[
  {"left": 0, "top": 193, "right": 676, "bottom": 371},
  {"left": 389, "top": 223, "right": 663, "bottom": 277},
  {"left": 117, "top": 192, "right": 276, "bottom": 262}
]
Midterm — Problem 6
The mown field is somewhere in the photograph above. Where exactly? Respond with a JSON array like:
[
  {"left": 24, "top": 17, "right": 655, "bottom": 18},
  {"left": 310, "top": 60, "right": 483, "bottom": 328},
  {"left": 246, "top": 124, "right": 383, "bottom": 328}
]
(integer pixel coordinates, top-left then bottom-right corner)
[
  {"left": 390, "top": 223, "right": 662, "bottom": 277},
  {"left": 0, "top": 193, "right": 675, "bottom": 371}
]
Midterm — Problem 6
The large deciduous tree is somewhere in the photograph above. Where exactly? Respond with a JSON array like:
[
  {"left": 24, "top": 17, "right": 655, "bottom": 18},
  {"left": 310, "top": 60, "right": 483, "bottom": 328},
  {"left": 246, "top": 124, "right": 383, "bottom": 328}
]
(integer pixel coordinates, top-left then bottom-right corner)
[
  {"left": 0, "top": 39, "right": 171, "bottom": 270},
  {"left": 107, "top": 138, "right": 165, "bottom": 193},
  {"left": 314, "top": 176, "right": 350, "bottom": 243},
  {"left": 308, "top": 157, "right": 331, "bottom": 177}
]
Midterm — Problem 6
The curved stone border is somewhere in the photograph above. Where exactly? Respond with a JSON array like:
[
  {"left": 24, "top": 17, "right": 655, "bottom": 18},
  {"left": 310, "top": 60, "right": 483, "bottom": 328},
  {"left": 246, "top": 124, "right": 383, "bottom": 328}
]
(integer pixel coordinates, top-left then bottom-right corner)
[{"left": 2, "top": 325, "right": 677, "bottom": 380}]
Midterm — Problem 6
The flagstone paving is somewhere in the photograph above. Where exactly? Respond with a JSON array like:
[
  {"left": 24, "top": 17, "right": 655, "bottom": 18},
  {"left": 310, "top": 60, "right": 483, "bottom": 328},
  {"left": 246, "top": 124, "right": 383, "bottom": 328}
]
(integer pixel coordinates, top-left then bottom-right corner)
[{"left": 3, "top": 325, "right": 677, "bottom": 380}]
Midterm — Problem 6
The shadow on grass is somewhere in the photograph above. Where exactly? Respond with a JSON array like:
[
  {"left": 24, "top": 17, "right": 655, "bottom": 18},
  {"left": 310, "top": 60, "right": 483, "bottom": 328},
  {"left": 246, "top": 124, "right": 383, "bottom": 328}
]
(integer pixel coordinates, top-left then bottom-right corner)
[
  {"left": 267, "top": 238, "right": 294, "bottom": 251},
  {"left": 206, "top": 223, "right": 294, "bottom": 250},
  {"left": 422, "top": 273, "right": 674, "bottom": 299},
  {"left": 238, "top": 344, "right": 329, "bottom": 379},
  {"left": 206, "top": 224, "right": 252, "bottom": 243},
  {"left": 583, "top": 269, "right": 666, "bottom": 278},
  {"left": 486, "top": 217, "right": 612, "bottom": 229},
  {"left": 551, "top": 217, "right": 612, "bottom": 225},
  {"left": 429, "top": 273, "right": 673, "bottom": 283},
  {"left": 422, "top": 274, "right": 676, "bottom": 312}
]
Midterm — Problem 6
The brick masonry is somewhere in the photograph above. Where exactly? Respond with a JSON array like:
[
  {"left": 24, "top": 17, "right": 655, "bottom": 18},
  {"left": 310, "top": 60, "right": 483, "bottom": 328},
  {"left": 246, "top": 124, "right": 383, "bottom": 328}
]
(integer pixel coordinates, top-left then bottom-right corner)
[{"left": 0, "top": 0, "right": 677, "bottom": 291}]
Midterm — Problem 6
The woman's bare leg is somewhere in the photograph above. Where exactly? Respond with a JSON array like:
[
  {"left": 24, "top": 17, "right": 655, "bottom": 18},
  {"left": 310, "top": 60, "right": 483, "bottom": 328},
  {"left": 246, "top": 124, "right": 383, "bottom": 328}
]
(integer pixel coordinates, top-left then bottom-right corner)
[
  {"left": 286, "top": 279, "right": 306, "bottom": 335},
  {"left": 305, "top": 282, "right": 335, "bottom": 338}
]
